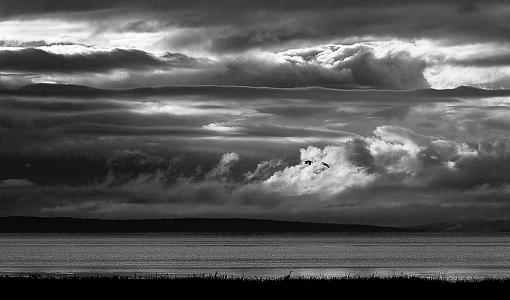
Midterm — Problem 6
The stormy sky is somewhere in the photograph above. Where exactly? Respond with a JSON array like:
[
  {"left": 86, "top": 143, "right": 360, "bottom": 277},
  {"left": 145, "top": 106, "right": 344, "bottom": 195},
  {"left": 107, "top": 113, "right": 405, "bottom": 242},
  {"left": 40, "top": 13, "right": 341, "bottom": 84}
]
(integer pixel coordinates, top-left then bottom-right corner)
[{"left": 1, "top": 0, "right": 510, "bottom": 226}]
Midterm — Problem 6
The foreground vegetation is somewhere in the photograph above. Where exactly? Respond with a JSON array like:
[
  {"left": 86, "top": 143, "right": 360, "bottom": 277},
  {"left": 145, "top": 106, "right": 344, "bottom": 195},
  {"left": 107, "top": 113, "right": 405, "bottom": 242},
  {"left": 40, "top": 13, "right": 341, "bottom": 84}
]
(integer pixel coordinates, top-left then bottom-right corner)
[{"left": 2, "top": 274, "right": 510, "bottom": 297}]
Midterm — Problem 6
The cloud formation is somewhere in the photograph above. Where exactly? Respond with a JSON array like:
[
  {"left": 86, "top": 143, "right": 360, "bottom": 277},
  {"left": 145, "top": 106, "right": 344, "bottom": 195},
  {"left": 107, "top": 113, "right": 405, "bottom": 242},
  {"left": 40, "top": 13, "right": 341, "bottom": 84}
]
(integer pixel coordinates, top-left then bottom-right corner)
[
  {"left": 3, "top": 122, "right": 509, "bottom": 226},
  {"left": 277, "top": 44, "right": 429, "bottom": 89},
  {"left": 0, "top": 48, "right": 178, "bottom": 73},
  {"left": 2, "top": 1, "right": 510, "bottom": 225},
  {"left": 2, "top": 1, "right": 510, "bottom": 89},
  {"left": 0, "top": 43, "right": 431, "bottom": 89}
]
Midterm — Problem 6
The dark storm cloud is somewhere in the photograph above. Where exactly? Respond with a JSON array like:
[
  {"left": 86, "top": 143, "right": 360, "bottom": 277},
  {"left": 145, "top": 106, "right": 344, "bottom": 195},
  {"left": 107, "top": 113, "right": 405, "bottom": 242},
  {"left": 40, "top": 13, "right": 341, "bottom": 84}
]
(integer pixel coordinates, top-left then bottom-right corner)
[
  {"left": 56, "top": 124, "right": 211, "bottom": 137},
  {"left": 346, "top": 139, "right": 378, "bottom": 173},
  {"left": 144, "top": 1, "right": 510, "bottom": 52},
  {"left": 116, "top": 20, "right": 161, "bottom": 33},
  {"left": 256, "top": 105, "right": 340, "bottom": 117},
  {"left": 344, "top": 134, "right": 510, "bottom": 192},
  {"left": 0, "top": 45, "right": 434, "bottom": 89},
  {"left": 105, "top": 150, "right": 169, "bottom": 182},
  {"left": 0, "top": 97, "right": 129, "bottom": 112},
  {"left": 482, "top": 118, "right": 510, "bottom": 130},
  {"left": 346, "top": 51, "right": 429, "bottom": 89},
  {"left": 0, "top": 83, "right": 490, "bottom": 158},
  {"left": 0, "top": 103, "right": 351, "bottom": 141},
  {"left": 1, "top": 1, "right": 510, "bottom": 50},
  {"left": 0, "top": 85, "right": 506, "bottom": 163},
  {"left": 2, "top": 1, "right": 510, "bottom": 226},
  {"left": 0, "top": 89, "right": 371, "bottom": 168},
  {"left": 20, "top": 47, "right": 429, "bottom": 89},
  {"left": 0, "top": 0, "right": 477, "bottom": 17},
  {"left": 450, "top": 54, "right": 510, "bottom": 67},
  {"left": 209, "top": 29, "right": 312, "bottom": 53},
  {"left": 235, "top": 124, "right": 355, "bottom": 138},
  {"left": 0, "top": 150, "right": 109, "bottom": 185},
  {"left": 0, "top": 109, "right": 221, "bottom": 143},
  {"left": 0, "top": 48, "right": 164, "bottom": 73},
  {"left": 225, "top": 48, "right": 430, "bottom": 89},
  {"left": 0, "top": 48, "right": 172, "bottom": 73},
  {"left": 162, "top": 52, "right": 207, "bottom": 66},
  {"left": 0, "top": 95, "right": 226, "bottom": 155},
  {"left": 368, "top": 106, "right": 411, "bottom": 120},
  {"left": 1, "top": 128, "right": 509, "bottom": 226},
  {"left": 0, "top": 108, "right": 204, "bottom": 128},
  {"left": 429, "top": 153, "right": 510, "bottom": 189}
]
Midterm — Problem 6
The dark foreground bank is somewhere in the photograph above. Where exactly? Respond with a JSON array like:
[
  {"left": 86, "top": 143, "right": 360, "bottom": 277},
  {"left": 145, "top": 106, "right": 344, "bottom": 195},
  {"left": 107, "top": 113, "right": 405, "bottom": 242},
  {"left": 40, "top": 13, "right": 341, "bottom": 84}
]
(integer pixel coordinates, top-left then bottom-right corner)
[
  {"left": 0, "top": 216, "right": 406, "bottom": 233},
  {"left": 2, "top": 275, "right": 510, "bottom": 297}
]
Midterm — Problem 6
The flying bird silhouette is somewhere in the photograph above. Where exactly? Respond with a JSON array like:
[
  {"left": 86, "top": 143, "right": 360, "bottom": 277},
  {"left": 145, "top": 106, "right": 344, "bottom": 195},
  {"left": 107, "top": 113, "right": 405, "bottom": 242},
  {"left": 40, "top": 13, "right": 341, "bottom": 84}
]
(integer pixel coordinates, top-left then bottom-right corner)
[
  {"left": 304, "top": 160, "right": 312, "bottom": 165},
  {"left": 321, "top": 162, "right": 330, "bottom": 168}
]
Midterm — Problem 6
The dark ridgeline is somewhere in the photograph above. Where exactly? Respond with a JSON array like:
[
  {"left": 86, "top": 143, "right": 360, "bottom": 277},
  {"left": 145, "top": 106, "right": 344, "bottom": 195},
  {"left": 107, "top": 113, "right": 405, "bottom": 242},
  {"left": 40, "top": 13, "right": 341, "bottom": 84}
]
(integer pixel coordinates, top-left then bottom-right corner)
[
  {"left": 406, "top": 219, "right": 510, "bottom": 233},
  {"left": 0, "top": 216, "right": 408, "bottom": 233},
  {"left": 3, "top": 83, "right": 510, "bottom": 99},
  {"left": 3, "top": 216, "right": 510, "bottom": 233}
]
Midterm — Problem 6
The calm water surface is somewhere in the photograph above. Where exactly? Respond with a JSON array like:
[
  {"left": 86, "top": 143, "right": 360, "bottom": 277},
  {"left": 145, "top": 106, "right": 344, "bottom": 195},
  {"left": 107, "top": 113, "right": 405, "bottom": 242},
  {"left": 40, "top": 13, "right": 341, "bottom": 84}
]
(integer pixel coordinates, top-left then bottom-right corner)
[{"left": 1, "top": 234, "right": 510, "bottom": 278}]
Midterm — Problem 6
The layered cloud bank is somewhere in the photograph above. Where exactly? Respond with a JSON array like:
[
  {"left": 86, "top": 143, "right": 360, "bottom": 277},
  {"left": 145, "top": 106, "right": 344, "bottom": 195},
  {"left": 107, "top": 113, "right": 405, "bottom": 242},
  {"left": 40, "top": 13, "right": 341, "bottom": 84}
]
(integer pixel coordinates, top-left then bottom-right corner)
[
  {"left": 9, "top": 126, "right": 507, "bottom": 226},
  {"left": 2, "top": 40, "right": 510, "bottom": 89},
  {"left": 0, "top": 43, "right": 431, "bottom": 89},
  {"left": 1, "top": 1, "right": 510, "bottom": 225},
  {"left": 1, "top": 85, "right": 509, "bottom": 225},
  {"left": 2, "top": 0, "right": 510, "bottom": 88}
]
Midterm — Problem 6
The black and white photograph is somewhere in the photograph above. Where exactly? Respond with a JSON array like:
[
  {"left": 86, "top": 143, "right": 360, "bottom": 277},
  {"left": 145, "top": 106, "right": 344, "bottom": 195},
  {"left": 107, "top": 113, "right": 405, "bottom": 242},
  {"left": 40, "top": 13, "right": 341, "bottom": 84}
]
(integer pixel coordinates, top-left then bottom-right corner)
[{"left": 1, "top": 0, "right": 510, "bottom": 295}]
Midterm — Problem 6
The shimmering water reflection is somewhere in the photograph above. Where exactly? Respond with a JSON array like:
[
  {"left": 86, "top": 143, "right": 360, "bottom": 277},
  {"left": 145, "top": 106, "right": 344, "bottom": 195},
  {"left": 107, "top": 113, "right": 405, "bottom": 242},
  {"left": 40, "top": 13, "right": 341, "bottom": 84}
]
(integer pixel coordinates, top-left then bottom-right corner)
[{"left": 1, "top": 234, "right": 510, "bottom": 279}]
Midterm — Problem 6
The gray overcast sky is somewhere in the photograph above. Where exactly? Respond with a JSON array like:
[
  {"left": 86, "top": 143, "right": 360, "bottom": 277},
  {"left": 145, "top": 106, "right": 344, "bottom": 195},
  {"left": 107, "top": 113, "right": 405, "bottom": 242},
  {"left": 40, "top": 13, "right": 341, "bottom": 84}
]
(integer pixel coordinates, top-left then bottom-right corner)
[{"left": 0, "top": 0, "right": 509, "bottom": 226}]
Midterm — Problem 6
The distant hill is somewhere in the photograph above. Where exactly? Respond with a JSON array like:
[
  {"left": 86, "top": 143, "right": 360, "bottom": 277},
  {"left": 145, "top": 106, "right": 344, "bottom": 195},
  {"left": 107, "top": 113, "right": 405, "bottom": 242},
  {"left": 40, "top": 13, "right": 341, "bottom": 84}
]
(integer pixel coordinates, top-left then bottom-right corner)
[
  {"left": 0, "top": 217, "right": 407, "bottom": 233},
  {"left": 406, "top": 220, "right": 510, "bottom": 233},
  {"left": 2, "top": 83, "right": 510, "bottom": 99}
]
